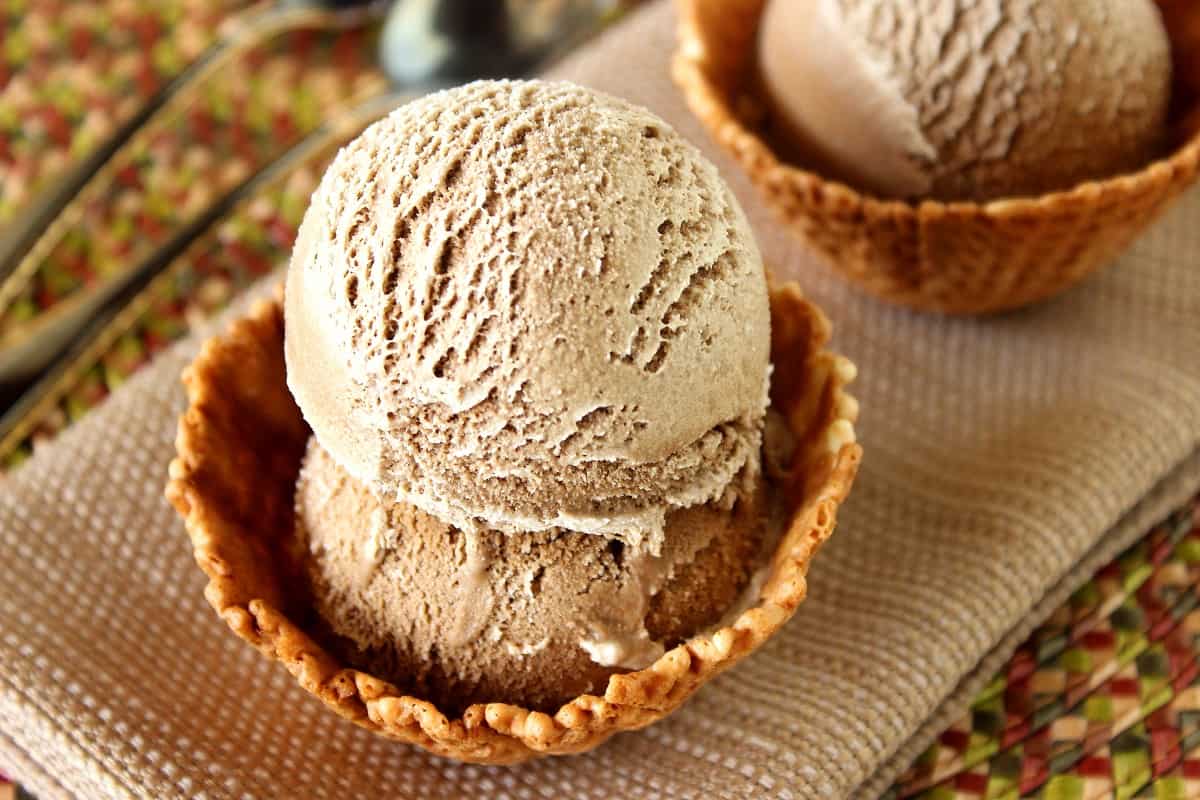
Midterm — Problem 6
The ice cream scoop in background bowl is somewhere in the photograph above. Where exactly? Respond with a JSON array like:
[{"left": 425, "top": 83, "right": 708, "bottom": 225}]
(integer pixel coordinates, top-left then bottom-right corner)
[
  {"left": 673, "top": 0, "right": 1200, "bottom": 315},
  {"left": 166, "top": 80, "right": 860, "bottom": 762}
]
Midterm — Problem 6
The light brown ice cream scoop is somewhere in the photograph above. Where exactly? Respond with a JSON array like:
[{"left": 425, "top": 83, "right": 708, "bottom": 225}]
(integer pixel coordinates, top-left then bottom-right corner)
[
  {"left": 293, "top": 438, "right": 769, "bottom": 713},
  {"left": 285, "top": 80, "right": 770, "bottom": 552},
  {"left": 758, "top": 0, "right": 1172, "bottom": 201}
]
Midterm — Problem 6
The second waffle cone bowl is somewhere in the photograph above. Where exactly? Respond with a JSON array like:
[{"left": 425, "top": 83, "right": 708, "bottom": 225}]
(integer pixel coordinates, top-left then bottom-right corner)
[
  {"left": 673, "top": 0, "right": 1200, "bottom": 315},
  {"left": 165, "top": 283, "right": 861, "bottom": 764}
]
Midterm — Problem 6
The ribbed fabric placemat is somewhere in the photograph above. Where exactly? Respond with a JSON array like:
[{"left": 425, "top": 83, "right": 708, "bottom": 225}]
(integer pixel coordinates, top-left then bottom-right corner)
[{"left": 1, "top": 3, "right": 1199, "bottom": 798}]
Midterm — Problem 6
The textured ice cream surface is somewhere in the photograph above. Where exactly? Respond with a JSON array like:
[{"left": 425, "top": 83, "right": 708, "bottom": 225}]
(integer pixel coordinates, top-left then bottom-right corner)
[
  {"left": 758, "top": 0, "right": 1172, "bottom": 201},
  {"left": 293, "top": 438, "right": 770, "bottom": 714},
  {"left": 285, "top": 80, "right": 771, "bottom": 551}
]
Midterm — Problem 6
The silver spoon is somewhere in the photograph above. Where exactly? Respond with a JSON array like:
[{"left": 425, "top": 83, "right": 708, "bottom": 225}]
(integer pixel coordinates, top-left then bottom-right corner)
[{"left": 379, "top": 0, "right": 619, "bottom": 88}]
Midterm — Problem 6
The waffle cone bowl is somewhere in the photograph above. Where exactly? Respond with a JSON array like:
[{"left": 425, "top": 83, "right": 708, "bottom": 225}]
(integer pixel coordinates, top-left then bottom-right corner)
[
  {"left": 165, "top": 282, "right": 860, "bottom": 764},
  {"left": 673, "top": 0, "right": 1200, "bottom": 315}
]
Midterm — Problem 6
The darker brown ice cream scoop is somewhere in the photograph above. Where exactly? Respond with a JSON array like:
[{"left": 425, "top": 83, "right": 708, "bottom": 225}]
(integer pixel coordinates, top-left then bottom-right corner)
[{"left": 294, "top": 438, "right": 770, "bottom": 714}]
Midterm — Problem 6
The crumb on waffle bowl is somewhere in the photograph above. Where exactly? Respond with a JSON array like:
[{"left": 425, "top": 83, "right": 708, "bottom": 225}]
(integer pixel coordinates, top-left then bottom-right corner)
[
  {"left": 165, "top": 283, "right": 861, "bottom": 764},
  {"left": 672, "top": 0, "right": 1200, "bottom": 315}
]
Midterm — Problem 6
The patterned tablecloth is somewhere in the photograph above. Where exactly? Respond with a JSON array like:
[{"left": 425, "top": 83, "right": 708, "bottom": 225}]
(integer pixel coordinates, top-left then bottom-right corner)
[{"left": 1, "top": 3, "right": 1199, "bottom": 799}]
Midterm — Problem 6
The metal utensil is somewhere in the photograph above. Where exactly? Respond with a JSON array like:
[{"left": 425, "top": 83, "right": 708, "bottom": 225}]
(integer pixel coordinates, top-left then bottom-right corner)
[
  {"left": 379, "top": 0, "right": 619, "bottom": 88},
  {"left": 0, "top": 90, "right": 411, "bottom": 463},
  {"left": 0, "top": 1, "right": 386, "bottom": 384},
  {"left": 0, "top": 0, "right": 386, "bottom": 280}
]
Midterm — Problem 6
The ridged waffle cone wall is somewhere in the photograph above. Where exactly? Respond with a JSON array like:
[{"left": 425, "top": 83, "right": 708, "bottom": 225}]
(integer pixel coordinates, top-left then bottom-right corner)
[
  {"left": 672, "top": 0, "right": 1200, "bottom": 314},
  {"left": 165, "top": 284, "right": 861, "bottom": 764}
]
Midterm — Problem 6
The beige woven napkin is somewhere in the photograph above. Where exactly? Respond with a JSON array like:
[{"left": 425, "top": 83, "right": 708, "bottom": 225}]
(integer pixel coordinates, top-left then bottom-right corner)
[{"left": 2, "top": 3, "right": 1200, "bottom": 798}]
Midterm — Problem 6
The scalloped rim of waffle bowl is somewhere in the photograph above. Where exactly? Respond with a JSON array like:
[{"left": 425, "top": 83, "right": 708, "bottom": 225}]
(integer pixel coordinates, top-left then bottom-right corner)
[
  {"left": 165, "top": 283, "right": 861, "bottom": 764},
  {"left": 671, "top": 0, "right": 1200, "bottom": 314}
]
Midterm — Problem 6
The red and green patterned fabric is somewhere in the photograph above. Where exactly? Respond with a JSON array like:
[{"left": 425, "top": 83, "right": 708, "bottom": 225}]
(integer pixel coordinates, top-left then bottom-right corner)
[
  {"left": 0, "top": 13, "right": 385, "bottom": 334},
  {"left": 885, "top": 500, "right": 1200, "bottom": 800},
  {"left": 0, "top": 109, "right": 377, "bottom": 470},
  {"left": 0, "top": 0, "right": 259, "bottom": 225}
]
